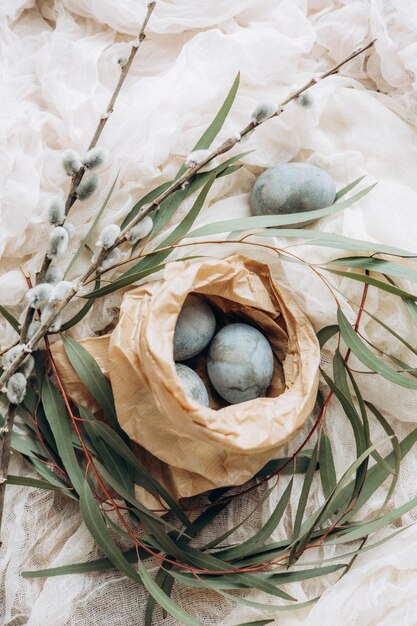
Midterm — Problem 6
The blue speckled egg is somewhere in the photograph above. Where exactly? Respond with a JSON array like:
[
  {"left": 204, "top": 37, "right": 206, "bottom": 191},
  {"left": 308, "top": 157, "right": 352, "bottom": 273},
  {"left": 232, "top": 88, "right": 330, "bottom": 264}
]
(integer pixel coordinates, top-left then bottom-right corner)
[
  {"left": 175, "top": 363, "right": 209, "bottom": 406},
  {"left": 250, "top": 163, "right": 336, "bottom": 227},
  {"left": 173, "top": 295, "right": 216, "bottom": 361},
  {"left": 207, "top": 323, "right": 274, "bottom": 404}
]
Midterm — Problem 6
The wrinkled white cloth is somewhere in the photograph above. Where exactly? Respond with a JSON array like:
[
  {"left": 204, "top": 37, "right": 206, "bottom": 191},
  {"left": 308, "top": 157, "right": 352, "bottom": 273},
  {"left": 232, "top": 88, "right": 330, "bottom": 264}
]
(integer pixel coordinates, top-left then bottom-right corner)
[{"left": 1, "top": 1, "right": 417, "bottom": 625}]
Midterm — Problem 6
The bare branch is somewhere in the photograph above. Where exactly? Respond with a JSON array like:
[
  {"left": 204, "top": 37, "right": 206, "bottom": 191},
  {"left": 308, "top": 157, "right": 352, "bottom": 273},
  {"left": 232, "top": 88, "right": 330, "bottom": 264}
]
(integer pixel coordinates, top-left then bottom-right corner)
[{"left": 19, "top": 1, "right": 157, "bottom": 341}]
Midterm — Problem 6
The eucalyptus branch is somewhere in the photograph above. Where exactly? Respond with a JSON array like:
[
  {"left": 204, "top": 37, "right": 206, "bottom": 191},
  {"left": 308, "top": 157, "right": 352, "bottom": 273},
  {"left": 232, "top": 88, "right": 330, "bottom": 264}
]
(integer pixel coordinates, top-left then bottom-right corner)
[
  {"left": 0, "top": 38, "right": 374, "bottom": 391},
  {"left": 19, "top": 1, "right": 157, "bottom": 342}
]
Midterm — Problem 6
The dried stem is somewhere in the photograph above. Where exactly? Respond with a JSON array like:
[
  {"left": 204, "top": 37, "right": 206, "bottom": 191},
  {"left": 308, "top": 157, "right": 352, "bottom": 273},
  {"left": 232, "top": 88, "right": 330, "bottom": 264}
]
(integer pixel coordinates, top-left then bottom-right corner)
[
  {"left": 0, "top": 39, "right": 375, "bottom": 390},
  {"left": 0, "top": 404, "right": 16, "bottom": 545},
  {"left": 19, "top": 1, "right": 157, "bottom": 342}
]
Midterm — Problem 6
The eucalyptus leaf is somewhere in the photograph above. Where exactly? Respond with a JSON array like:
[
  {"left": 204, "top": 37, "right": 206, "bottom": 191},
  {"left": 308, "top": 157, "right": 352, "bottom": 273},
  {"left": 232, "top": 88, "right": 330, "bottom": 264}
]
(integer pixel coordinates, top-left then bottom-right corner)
[
  {"left": 187, "top": 184, "right": 376, "bottom": 238},
  {"left": 326, "top": 269, "right": 417, "bottom": 300},
  {"left": 80, "top": 481, "right": 142, "bottom": 583},
  {"left": 337, "top": 309, "right": 417, "bottom": 389},
  {"left": 85, "top": 419, "right": 193, "bottom": 532},
  {"left": 41, "top": 375, "right": 84, "bottom": 494},
  {"left": 138, "top": 560, "right": 202, "bottom": 626},
  {"left": 0, "top": 305, "right": 20, "bottom": 333},
  {"left": 319, "top": 432, "right": 337, "bottom": 499},
  {"left": 61, "top": 335, "right": 118, "bottom": 429}
]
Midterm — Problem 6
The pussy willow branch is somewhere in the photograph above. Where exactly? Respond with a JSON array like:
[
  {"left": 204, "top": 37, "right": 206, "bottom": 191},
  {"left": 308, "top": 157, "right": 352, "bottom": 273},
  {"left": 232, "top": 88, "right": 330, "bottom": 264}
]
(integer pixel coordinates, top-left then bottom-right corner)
[
  {"left": 19, "top": 1, "right": 157, "bottom": 343},
  {"left": 0, "top": 2, "right": 156, "bottom": 543},
  {"left": 0, "top": 39, "right": 375, "bottom": 391}
]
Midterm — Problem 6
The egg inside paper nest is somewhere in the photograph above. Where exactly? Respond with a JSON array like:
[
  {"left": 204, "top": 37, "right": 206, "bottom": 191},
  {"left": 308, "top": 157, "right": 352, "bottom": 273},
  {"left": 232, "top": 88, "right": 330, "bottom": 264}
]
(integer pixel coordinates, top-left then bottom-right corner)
[
  {"left": 173, "top": 294, "right": 276, "bottom": 407},
  {"left": 51, "top": 256, "right": 320, "bottom": 505}
]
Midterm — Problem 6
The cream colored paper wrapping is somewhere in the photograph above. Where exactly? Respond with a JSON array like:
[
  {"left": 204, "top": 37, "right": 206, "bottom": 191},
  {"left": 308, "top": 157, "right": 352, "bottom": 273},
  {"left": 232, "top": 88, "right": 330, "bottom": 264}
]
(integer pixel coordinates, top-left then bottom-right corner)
[{"left": 52, "top": 255, "right": 320, "bottom": 504}]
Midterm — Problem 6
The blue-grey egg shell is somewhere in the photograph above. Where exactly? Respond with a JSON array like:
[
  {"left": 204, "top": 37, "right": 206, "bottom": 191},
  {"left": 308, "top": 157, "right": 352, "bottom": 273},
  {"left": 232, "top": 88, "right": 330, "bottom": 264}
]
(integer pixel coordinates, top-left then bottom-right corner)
[
  {"left": 173, "top": 295, "right": 216, "bottom": 361},
  {"left": 207, "top": 323, "right": 274, "bottom": 404},
  {"left": 175, "top": 363, "right": 209, "bottom": 407},
  {"left": 250, "top": 163, "right": 336, "bottom": 227}
]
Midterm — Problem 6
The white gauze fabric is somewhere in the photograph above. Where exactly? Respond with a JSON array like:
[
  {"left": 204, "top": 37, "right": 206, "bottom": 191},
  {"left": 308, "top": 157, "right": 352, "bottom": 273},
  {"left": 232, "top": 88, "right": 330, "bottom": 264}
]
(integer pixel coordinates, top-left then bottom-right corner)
[{"left": 1, "top": 1, "right": 417, "bottom": 624}]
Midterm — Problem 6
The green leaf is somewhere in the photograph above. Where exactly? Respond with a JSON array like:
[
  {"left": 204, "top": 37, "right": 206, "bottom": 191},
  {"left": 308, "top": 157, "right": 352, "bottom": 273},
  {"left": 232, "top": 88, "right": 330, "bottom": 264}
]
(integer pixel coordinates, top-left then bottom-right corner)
[
  {"left": 83, "top": 263, "right": 167, "bottom": 299},
  {"left": 60, "top": 335, "right": 118, "bottom": 429},
  {"left": 216, "top": 479, "right": 293, "bottom": 561},
  {"left": 0, "top": 305, "right": 20, "bottom": 333},
  {"left": 144, "top": 565, "right": 173, "bottom": 626},
  {"left": 319, "top": 433, "right": 337, "bottom": 499},
  {"left": 150, "top": 152, "right": 249, "bottom": 239},
  {"left": 254, "top": 453, "right": 314, "bottom": 478},
  {"left": 121, "top": 173, "right": 217, "bottom": 280},
  {"left": 85, "top": 419, "right": 193, "bottom": 532},
  {"left": 191, "top": 73, "right": 240, "bottom": 152},
  {"left": 21, "top": 546, "right": 143, "bottom": 578},
  {"left": 122, "top": 180, "right": 173, "bottom": 229},
  {"left": 317, "top": 325, "right": 339, "bottom": 348},
  {"left": 335, "top": 176, "right": 365, "bottom": 201},
  {"left": 65, "top": 173, "right": 119, "bottom": 278},
  {"left": 6, "top": 475, "right": 64, "bottom": 491},
  {"left": 81, "top": 408, "right": 134, "bottom": 498},
  {"left": 337, "top": 309, "right": 417, "bottom": 389},
  {"left": 138, "top": 560, "right": 202, "bottom": 626},
  {"left": 330, "top": 494, "right": 417, "bottom": 545},
  {"left": 60, "top": 278, "right": 100, "bottom": 331},
  {"left": 41, "top": 375, "right": 84, "bottom": 494},
  {"left": 292, "top": 444, "right": 319, "bottom": 541},
  {"left": 256, "top": 229, "right": 415, "bottom": 258},
  {"left": 365, "top": 401, "right": 401, "bottom": 508},
  {"left": 332, "top": 427, "right": 417, "bottom": 520},
  {"left": 326, "top": 269, "right": 417, "bottom": 300},
  {"left": 187, "top": 184, "right": 376, "bottom": 238},
  {"left": 326, "top": 256, "right": 417, "bottom": 283},
  {"left": 404, "top": 299, "right": 417, "bottom": 326},
  {"left": 361, "top": 307, "right": 417, "bottom": 358},
  {"left": 80, "top": 480, "right": 142, "bottom": 582}
]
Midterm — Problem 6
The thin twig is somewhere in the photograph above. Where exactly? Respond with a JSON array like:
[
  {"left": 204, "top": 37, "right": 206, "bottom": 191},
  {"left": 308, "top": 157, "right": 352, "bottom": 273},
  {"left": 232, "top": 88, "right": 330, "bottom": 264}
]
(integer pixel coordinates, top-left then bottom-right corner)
[
  {"left": 0, "top": 404, "right": 16, "bottom": 545},
  {"left": 0, "top": 39, "right": 375, "bottom": 390},
  {"left": 19, "top": 1, "right": 157, "bottom": 342}
]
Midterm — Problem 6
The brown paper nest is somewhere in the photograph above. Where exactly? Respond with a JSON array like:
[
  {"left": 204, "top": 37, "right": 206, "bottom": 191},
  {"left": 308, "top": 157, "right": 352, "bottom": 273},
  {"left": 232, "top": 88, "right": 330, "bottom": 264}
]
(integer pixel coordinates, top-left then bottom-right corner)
[{"left": 53, "top": 255, "right": 320, "bottom": 507}]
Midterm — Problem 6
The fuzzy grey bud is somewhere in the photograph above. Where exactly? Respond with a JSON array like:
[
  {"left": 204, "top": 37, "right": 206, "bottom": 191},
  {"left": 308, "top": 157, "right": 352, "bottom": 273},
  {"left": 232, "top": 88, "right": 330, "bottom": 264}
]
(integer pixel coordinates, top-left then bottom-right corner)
[
  {"left": 44, "top": 266, "right": 63, "bottom": 285},
  {"left": 185, "top": 149, "right": 212, "bottom": 168},
  {"left": 297, "top": 93, "right": 312, "bottom": 107},
  {"left": 76, "top": 174, "right": 99, "bottom": 201},
  {"left": 251, "top": 99, "right": 278, "bottom": 124},
  {"left": 96, "top": 224, "right": 120, "bottom": 249},
  {"left": 26, "top": 283, "right": 53, "bottom": 309},
  {"left": 2, "top": 345, "right": 24, "bottom": 370},
  {"left": 64, "top": 222, "right": 76, "bottom": 239},
  {"left": 27, "top": 320, "right": 41, "bottom": 340},
  {"left": 49, "top": 281, "right": 74, "bottom": 305},
  {"left": 99, "top": 248, "right": 122, "bottom": 271},
  {"left": 40, "top": 304, "right": 61, "bottom": 332},
  {"left": 21, "top": 354, "right": 35, "bottom": 379},
  {"left": 62, "top": 149, "right": 82, "bottom": 176},
  {"left": 47, "top": 197, "right": 65, "bottom": 225},
  {"left": 82, "top": 147, "right": 108, "bottom": 170},
  {"left": 126, "top": 216, "right": 153, "bottom": 245},
  {"left": 47, "top": 226, "right": 69, "bottom": 259},
  {"left": 7, "top": 373, "right": 27, "bottom": 405}
]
